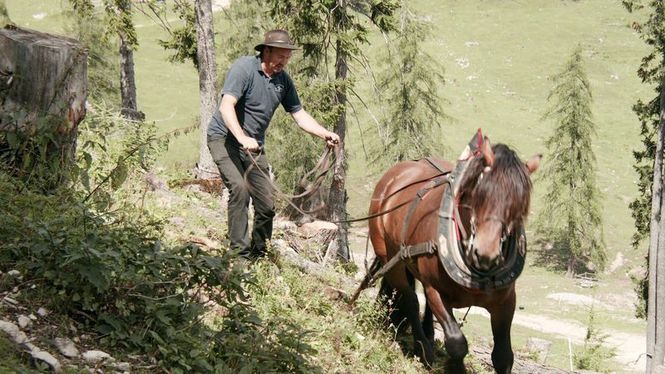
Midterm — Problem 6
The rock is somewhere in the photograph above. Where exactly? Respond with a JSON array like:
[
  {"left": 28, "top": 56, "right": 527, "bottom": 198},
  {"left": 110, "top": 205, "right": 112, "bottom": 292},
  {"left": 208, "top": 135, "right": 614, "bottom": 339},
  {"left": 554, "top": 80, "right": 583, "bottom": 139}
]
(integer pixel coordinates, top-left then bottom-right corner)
[
  {"left": 113, "top": 361, "right": 131, "bottom": 371},
  {"left": 54, "top": 337, "right": 79, "bottom": 358},
  {"left": 2, "top": 296, "right": 19, "bottom": 306},
  {"left": 0, "top": 320, "right": 29, "bottom": 344},
  {"left": 273, "top": 219, "right": 297, "bottom": 231},
  {"left": 323, "top": 286, "right": 347, "bottom": 301},
  {"left": 273, "top": 241, "right": 323, "bottom": 273},
  {"left": 7, "top": 269, "right": 21, "bottom": 277},
  {"left": 31, "top": 349, "right": 61, "bottom": 372},
  {"left": 298, "top": 220, "right": 337, "bottom": 238},
  {"left": 82, "top": 350, "right": 112, "bottom": 364},
  {"left": 187, "top": 235, "right": 220, "bottom": 249},
  {"left": 17, "top": 315, "right": 31, "bottom": 329},
  {"left": 37, "top": 307, "right": 49, "bottom": 317}
]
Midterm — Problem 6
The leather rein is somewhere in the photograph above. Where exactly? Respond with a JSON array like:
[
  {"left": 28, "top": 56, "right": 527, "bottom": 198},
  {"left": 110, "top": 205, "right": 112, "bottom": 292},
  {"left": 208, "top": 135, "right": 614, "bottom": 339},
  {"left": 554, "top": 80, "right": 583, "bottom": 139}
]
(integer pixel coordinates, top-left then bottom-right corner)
[{"left": 244, "top": 148, "right": 451, "bottom": 225}]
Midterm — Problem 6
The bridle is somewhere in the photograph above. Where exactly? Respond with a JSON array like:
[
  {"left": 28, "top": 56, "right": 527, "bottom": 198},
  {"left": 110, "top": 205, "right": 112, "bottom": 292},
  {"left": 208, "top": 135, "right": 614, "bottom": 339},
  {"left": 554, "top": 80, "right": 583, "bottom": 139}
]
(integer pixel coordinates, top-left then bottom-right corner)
[
  {"left": 437, "top": 149, "right": 527, "bottom": 290},
  {"left": 458, "top": 204, "right": 513, "bottom": 264}
]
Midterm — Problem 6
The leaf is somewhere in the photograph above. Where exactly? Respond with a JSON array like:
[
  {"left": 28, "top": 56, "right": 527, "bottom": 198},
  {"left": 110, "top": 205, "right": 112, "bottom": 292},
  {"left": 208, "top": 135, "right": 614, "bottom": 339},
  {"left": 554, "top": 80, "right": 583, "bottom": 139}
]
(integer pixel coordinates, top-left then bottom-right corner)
[
  {"left": 79, "top": 265, "right": 109, "bottom": 291},
  {"left": 111, "top": 158, "right": 128, "bottom": 190},
  {"left": 149, "top": 330, "right": 166, "bottom": 345},
  {"left": 5, "top": 131, "right": 18, "bottom": 147}
]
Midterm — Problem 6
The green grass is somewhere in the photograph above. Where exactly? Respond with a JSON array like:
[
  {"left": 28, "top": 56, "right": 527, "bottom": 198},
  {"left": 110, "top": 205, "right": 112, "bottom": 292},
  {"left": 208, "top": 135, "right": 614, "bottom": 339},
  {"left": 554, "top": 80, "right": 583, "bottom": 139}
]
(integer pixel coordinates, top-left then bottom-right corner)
[
  {"left": 2, "top": 0, "right": 650, "bottom": 371},
  {"left": 0, "top": 332, "right": 35, "bottom": 373}
]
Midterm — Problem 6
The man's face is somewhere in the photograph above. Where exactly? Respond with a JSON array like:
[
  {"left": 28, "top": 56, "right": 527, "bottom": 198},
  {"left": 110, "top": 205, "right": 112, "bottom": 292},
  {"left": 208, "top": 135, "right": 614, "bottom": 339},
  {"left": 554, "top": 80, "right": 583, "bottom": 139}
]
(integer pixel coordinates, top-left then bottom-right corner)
[{"left": 263, "top": 47, "right": 293, "bottom": 73}]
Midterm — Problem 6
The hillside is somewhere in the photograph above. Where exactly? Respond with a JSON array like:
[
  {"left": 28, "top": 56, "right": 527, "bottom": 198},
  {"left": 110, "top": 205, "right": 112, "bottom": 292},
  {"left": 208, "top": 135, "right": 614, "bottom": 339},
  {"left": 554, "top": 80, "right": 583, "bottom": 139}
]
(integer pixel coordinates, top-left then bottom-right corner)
[{"left": 1, "top": 0, "right": 652, "bottom": 373}]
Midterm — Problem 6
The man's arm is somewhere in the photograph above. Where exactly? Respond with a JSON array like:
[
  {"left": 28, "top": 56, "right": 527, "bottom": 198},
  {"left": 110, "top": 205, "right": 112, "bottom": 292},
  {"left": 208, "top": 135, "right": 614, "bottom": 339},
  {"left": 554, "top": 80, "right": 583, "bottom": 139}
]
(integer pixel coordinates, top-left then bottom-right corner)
[
  {"left": 219, "top": 94, "right": 260, "bottom": 151},
  {"left": 291, "top": 109, "right": 340, "bottom": 147}
]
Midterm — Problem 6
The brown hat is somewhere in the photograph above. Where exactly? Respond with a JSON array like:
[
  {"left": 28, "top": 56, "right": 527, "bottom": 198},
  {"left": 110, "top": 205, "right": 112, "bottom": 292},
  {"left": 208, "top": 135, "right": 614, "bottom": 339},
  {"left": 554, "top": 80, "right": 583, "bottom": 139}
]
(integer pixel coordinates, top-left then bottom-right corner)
[{"left": 254, "top": 29, "right": 300, "bottom": 52}]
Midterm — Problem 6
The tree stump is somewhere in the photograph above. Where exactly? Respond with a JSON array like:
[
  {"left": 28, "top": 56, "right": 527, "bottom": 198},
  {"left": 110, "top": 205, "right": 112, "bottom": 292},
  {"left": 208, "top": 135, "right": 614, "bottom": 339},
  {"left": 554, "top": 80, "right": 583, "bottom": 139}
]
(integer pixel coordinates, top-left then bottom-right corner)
[{"left": 0, "top": 25, "right": 87, "bottom": 184}]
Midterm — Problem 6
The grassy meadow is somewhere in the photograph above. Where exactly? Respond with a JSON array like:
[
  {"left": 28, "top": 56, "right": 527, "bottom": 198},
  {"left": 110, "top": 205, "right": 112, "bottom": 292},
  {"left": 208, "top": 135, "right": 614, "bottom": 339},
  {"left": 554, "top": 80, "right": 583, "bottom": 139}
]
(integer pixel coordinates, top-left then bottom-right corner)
[{"left": 3, "top": 0, "right": 652, "bottom": 372}]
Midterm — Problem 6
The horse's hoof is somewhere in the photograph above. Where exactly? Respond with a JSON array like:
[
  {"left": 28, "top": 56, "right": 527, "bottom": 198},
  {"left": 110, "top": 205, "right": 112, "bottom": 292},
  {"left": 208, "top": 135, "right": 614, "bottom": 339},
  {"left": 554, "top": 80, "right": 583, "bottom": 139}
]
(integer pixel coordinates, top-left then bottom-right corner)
[{"left": 445, "top": 360, "right": 467, "bottom": 374}]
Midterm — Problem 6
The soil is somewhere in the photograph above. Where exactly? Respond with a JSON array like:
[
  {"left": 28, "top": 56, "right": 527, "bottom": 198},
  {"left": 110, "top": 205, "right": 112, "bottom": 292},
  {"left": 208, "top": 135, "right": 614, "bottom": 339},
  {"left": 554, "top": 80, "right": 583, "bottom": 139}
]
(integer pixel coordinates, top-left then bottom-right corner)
[
  {"left": 464, "top": 307, "right": 645, "bottom": 372},
  {"left": 347, "top": 228, "right": 646, "bottom": 373}
]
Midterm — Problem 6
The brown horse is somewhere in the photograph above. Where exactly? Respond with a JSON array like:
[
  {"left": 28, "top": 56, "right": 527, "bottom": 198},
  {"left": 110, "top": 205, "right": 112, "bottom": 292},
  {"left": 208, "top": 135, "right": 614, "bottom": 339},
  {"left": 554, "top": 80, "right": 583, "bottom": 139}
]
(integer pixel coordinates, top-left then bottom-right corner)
[{"left": 365, "top": 136, "right": 540, "bottom": 373}]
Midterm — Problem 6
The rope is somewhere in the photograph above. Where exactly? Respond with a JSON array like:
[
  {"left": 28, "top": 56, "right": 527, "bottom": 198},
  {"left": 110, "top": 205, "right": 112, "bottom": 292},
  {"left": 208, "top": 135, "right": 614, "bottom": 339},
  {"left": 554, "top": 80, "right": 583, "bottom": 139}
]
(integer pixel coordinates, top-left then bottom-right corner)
[
  {"left": 244, "top": 148, "right": 451, "bottom": 225},
  {"left": 243, "top": 146, "right": 337, "bottom": 217},
  {"left": 459, "top": 306, "right": 471, "bottom": 327}
]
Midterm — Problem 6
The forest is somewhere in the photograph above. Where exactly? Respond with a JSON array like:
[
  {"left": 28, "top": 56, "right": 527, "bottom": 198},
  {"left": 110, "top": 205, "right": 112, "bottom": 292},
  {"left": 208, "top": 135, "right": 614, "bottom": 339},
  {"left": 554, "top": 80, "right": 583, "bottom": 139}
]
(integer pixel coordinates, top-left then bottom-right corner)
[{"left": 1, "top": 0, "right": 664, "bottom": 373}]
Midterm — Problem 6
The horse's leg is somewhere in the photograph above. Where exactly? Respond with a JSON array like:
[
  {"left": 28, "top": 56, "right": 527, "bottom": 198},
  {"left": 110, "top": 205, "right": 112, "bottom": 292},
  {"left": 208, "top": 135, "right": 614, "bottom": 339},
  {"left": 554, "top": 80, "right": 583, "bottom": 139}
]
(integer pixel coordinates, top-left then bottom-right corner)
[
  {"left": 385, "top": 267, "right": 434, "bottom": 366},
  {"left": 423, "top": 285, "right": 468, "bottom": 374},
  {"left": 488, "top": 290, "right": 516, "bottom": 374},
  {"left": 423, "top": 301, "right": 434, "bottom": 344}
]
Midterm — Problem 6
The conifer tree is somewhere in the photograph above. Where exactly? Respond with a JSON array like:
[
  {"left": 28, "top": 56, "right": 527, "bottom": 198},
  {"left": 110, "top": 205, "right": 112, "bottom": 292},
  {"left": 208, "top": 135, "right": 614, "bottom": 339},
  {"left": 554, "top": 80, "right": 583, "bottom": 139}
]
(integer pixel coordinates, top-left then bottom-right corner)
[
  {"left": 65, "top": 0, "right": 120, "bottom": 105},
  {"left": 372, "top": 1, "right": 446, "bottom": 169},
  {"left": 623, "top": 1, "right": 665, "bottom": 370},
  {"left": 535, "top": 47, "right": 606, "bottom": 276},
  {"left": 68, "top": 0, "right": 142, "bottom": 120},
  {"left": 268, "top": 0, "right": 398, "bottom": 261}
]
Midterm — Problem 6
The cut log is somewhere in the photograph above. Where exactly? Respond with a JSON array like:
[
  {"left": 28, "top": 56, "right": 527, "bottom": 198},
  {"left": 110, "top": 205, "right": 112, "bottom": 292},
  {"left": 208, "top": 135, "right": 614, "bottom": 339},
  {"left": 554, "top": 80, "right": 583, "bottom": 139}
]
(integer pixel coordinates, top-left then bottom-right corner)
[
  {"left": 0, "top": 25, "right": 87, "bottom": 183},
  {"left": 0, "top": 25, "right": 87, "bottom": 129}
]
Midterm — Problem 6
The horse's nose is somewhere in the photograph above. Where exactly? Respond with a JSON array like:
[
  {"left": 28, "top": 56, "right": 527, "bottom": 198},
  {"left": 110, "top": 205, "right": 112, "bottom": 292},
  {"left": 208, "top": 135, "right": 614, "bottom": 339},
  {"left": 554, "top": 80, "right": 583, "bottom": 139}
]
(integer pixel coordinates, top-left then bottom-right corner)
[{"left": 471, "top": 246, "right": 501, "bottom": 272}]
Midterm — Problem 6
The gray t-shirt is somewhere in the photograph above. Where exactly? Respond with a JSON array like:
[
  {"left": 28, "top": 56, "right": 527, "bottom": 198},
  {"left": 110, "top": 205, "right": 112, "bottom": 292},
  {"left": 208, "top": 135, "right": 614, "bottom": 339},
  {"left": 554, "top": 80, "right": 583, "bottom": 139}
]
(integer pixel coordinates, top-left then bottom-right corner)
[{"left": 207, "top": 56, "right": 302, "bottom": 145}]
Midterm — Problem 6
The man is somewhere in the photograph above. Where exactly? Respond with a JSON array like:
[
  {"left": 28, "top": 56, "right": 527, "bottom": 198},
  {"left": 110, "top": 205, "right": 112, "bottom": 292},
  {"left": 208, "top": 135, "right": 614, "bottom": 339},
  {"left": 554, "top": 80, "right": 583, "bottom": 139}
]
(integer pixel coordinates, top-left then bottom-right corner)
[{"left": 207, "top": 29, "right": 340, "bottom": 259}]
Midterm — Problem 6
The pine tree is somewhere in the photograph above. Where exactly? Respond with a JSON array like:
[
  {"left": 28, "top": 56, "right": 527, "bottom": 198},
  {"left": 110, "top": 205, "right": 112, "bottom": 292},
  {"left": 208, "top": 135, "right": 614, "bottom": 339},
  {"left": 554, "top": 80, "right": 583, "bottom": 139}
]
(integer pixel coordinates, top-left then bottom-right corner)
[
  {"left": 68, "top": 0, "right": 142, "bottom": 120},
  {"left": 372, "top": 1, "right": 447, "bottom": 170},
  {"left": 535, "top": 47, "right": 606, "bottom": 276},
  {"left": 623, "top": 0, "right": 665, "bottom": 370},
  {"left": 267, "top": 0, "right": 398, "bottom": 261},
  {"left": 65, "top": 0, "right": 120, "bottom": 105}
]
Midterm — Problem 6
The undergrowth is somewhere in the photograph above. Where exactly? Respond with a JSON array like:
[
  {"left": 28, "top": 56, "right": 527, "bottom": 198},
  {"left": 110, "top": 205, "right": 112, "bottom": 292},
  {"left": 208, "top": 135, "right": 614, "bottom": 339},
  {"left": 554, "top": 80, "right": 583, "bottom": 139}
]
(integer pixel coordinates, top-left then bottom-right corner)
[{"left": 0, "top": 102, "right": 431, "bottom": 373}]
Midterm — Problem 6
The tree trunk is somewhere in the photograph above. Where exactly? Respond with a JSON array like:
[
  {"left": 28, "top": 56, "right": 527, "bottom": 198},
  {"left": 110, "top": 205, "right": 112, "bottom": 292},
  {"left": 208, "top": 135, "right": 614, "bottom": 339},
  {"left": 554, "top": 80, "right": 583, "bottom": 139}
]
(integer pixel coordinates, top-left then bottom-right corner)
[
  {"left": 194, "top": 0, "right": 219, "bottom": 180},
  {"left": 649, "top": 73, "right": 665, "bottom": 372},
  {"left": 328, "top": 37, "right": 349, "bottom": 262},
  {"left": 117, "top": 1, "right": 142, "bottom": 121},
  {"left": 0, "top": 25, "right": 87, "bottom": 183},
  {"left": 566, "top": 257, "right": 575, "bottom": 277}
]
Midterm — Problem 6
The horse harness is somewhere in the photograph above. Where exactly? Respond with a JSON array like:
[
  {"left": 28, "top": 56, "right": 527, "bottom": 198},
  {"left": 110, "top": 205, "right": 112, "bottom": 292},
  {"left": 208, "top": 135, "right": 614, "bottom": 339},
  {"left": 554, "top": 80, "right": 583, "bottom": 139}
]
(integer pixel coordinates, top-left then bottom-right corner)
[
  {"left": 370, "top": 142, "right": 527, "bottom": 292},
  {"left": 241, "top": 137, "right": 527, "bottom": 292}
]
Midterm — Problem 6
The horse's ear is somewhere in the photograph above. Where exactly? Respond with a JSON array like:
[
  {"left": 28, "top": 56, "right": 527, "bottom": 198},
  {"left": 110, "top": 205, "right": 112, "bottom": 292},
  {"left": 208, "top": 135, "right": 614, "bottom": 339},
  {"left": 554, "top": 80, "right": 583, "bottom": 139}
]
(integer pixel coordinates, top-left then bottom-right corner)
[
  {"left": 481, "top": 136, "right": 494, "bottom": 166},
  {"left": 525, "top": 154, "right": 542, "bottom": 174}
]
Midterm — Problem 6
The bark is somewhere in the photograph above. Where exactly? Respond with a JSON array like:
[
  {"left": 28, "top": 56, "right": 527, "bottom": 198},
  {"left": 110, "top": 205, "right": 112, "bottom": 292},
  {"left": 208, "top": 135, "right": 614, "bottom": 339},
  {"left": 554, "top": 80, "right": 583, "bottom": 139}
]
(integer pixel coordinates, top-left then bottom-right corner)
[
  {"left": 194, "top": 0, "right": 219, "bottom": 179},
  {"left": 650, "top": 73, "right": 665, "bottom": 372},
  {"left": 117, "top": 1, "right": 143, "bottom": 121},
  {"left": 328, "top": 38, "right": 349, "bottom": 262},
  {"left": 0, "top": 25, "right": 87, "bottom": 175}
]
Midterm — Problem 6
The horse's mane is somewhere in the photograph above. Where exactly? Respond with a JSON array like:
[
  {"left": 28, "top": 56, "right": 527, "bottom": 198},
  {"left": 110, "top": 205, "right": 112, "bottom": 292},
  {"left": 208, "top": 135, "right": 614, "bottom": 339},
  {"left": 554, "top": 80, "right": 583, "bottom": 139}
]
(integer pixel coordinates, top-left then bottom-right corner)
[{"left": 457, "top": 143, "right": 532, "bottom": 226}]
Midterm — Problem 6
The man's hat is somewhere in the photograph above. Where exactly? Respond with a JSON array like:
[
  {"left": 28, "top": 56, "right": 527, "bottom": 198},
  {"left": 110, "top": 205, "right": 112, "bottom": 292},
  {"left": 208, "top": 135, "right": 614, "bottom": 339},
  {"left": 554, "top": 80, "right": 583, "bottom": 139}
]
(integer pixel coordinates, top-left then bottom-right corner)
[{"left": 254, "top": 29, "right": 300, "bottom": 52}]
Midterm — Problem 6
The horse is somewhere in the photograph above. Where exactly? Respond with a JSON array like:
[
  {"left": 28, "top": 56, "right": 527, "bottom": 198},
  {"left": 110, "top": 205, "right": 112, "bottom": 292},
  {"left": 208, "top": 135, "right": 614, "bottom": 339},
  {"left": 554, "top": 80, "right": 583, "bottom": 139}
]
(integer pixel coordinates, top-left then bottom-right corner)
[{"left": 362, "top": 134, "right": 540, "bottom": 373}]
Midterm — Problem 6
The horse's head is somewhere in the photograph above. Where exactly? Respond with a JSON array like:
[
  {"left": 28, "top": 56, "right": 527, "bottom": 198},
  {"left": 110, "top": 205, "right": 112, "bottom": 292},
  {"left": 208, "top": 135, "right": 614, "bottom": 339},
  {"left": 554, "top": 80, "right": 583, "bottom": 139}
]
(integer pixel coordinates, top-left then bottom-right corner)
[{"left": 457, "top": 138, "right": 540, "bottom": 273}]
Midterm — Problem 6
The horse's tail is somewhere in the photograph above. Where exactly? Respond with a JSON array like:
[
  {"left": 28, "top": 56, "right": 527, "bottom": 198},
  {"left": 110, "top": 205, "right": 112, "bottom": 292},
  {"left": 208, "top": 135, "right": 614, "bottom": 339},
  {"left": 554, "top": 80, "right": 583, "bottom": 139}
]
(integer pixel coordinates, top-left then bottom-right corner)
[{"left": 348, "top": 257, "right": 383, "bottom": 307}]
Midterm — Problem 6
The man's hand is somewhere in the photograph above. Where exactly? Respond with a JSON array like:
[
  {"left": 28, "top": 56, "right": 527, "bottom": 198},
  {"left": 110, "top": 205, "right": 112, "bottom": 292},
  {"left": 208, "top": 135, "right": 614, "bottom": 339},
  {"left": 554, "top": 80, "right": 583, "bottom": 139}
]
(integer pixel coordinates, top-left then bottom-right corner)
[
  {"left": 239, "top": 135, "right": 261, "bottom": 152},
  {"left": 324, "top": 131, "right": 340, "bottom": 148}
]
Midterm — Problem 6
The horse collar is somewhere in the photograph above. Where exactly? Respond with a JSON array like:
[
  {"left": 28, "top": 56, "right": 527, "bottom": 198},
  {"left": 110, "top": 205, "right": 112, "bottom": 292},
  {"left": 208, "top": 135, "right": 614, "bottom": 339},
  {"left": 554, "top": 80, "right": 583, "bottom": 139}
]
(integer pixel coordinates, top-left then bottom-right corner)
[{"left": 436, "top": 146, "right": 527, "bottom": 291}]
